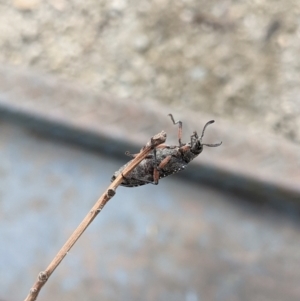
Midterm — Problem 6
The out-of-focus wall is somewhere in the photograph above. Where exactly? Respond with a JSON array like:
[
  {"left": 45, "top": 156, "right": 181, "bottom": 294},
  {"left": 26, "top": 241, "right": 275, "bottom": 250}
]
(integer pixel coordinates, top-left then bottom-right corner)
[{"left": 0, "top": 0, "right": 299, "bottom": 142}]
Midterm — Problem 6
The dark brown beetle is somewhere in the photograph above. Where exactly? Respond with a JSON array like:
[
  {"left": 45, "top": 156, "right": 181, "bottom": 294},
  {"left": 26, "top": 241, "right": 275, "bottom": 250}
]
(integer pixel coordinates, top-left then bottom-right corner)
[{"left": 111, "top": 114, "right": 222, "bottom": 187}]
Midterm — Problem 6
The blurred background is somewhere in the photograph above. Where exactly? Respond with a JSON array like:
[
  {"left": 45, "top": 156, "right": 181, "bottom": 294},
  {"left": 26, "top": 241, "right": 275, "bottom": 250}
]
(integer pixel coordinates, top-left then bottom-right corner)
[
  {"left": 1, "top": 0, "right": 300, "bottom": 142},
  {"left": 0, "top": 0, "right": 300, "bottom": 300}
]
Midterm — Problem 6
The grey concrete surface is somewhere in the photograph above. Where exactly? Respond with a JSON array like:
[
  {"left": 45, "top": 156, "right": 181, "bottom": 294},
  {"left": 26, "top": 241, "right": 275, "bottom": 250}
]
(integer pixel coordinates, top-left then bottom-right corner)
[
  {"left": 0, "top": 65, "right": 299, "bottom": 205},
  {"left": 1, "top": 122, "right": 300, "bottom": 301},
  {"left": 1, "top": 0, "right": 300, "bottom": 145}
]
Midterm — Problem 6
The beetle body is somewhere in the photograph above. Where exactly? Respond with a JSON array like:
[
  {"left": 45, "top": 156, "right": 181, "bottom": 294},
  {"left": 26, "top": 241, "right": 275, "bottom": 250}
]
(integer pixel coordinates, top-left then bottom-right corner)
[{"left": 111, "top": 115, "right": 221, "bottom": 187}]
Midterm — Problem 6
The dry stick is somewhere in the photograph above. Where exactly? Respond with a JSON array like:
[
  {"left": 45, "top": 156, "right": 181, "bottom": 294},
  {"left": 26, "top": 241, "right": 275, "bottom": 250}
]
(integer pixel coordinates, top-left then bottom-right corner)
[{"left": 24, "top": 131, "right": 167, "bottom": 301}]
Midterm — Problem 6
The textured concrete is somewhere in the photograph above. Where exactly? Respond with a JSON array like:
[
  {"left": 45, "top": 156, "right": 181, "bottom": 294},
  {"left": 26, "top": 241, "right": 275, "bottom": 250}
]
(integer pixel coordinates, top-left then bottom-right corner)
[{"left": 0, "top": 65, "right": 299, "bottom": 204}]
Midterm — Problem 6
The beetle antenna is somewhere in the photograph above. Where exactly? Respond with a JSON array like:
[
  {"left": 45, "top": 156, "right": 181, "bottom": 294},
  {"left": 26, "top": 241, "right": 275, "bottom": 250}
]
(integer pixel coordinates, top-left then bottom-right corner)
[
  {"left": 202, "top": 142, "right": 222, "bottom": 147},
  {"left": 200, "top": 120, "right": 215, "bottom": 143},
  {"left": 200, "top": 120, "right": 222, "bottom": 147}
]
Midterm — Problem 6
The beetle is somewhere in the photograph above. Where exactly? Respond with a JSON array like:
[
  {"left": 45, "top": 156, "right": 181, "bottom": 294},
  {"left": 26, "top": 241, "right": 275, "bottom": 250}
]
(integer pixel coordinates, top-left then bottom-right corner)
[{"left": 111, "top": 114, "right": 222, "bottom": 187}]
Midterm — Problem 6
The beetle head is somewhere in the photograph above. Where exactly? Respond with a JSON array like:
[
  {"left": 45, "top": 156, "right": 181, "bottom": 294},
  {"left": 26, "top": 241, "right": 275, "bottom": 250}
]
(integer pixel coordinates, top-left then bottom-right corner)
[{"left": 190, "top": 120, "right": 222, "bottom": 154}]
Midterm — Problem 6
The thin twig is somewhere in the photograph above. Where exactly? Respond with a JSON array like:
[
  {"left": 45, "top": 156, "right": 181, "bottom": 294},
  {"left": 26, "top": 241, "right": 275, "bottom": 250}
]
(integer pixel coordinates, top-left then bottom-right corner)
[{"left": 24, "top": 131, "right": 167, "bottom": 301}]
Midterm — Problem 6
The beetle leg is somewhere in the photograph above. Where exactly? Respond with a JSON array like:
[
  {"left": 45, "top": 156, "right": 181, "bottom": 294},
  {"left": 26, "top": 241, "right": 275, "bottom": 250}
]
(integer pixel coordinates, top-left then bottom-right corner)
[
  {"left": 125, "top": 151, "right": 153, "bottom": 159},
  {"left": 155, "top": 144, "right": 172, "bottom": 149},
  {"left": 178, "top": 145, "right": 190, "bottom": 155},
  {"left": 152, "top": 147, "right": 172, "bottom": 184},
  {"left": 125, "top": 151, "right": 137, "bottom": 158},
  {"left": 121, "top": 173, "right": 131, "bottom": 185},
  {"left": 168, "top": 114, "right": 183, "bottom": 146},
  {"left": 158, "top": 155, "right": 172, "bottom": 169}
]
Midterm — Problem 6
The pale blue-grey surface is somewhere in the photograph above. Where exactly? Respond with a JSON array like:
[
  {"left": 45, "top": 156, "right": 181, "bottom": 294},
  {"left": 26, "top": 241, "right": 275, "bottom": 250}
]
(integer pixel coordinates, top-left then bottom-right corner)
[{"left": 1, "top": 122, "right": 300, "bottom": 301}]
